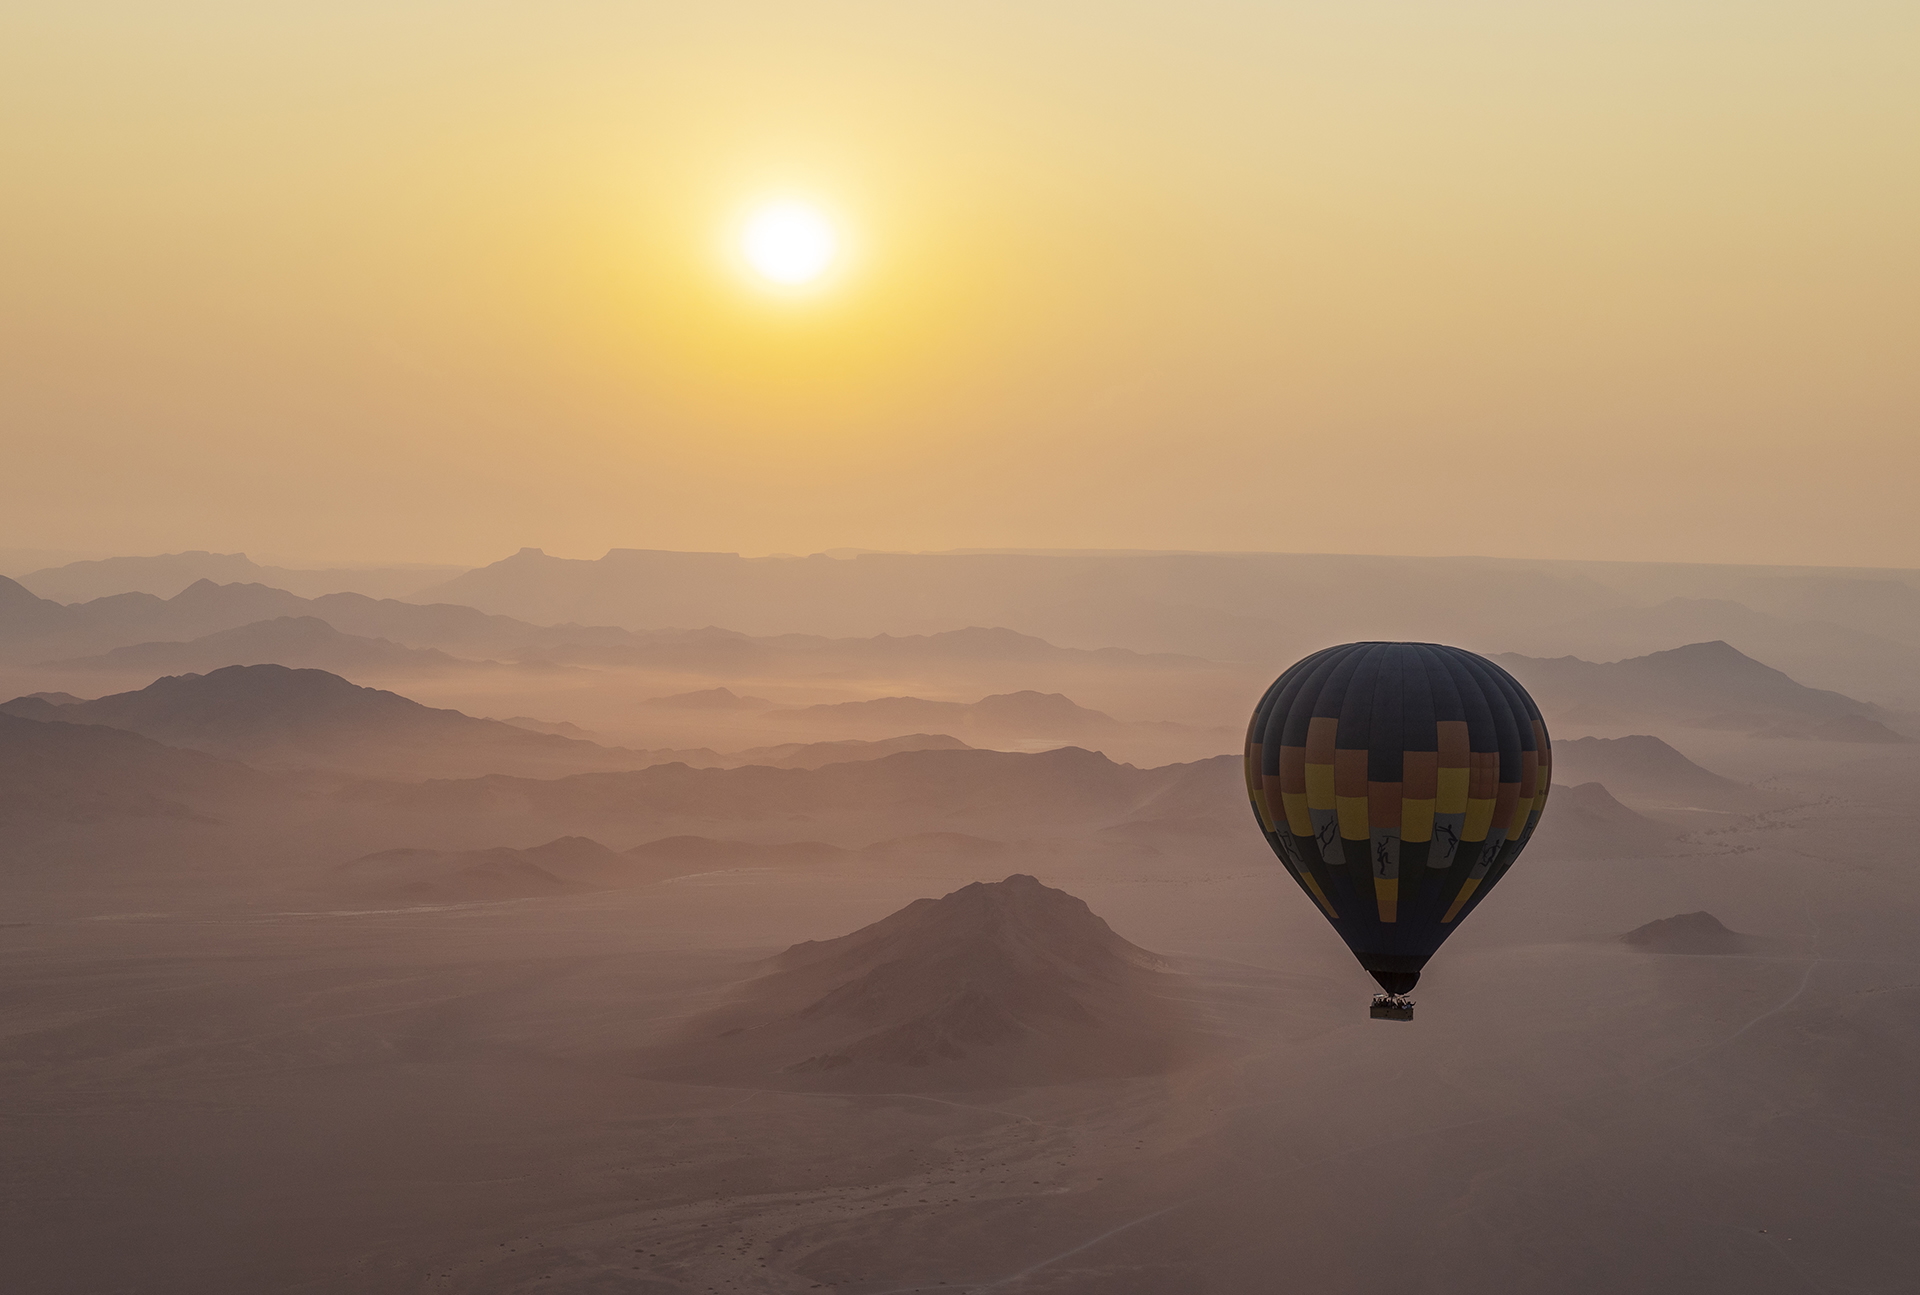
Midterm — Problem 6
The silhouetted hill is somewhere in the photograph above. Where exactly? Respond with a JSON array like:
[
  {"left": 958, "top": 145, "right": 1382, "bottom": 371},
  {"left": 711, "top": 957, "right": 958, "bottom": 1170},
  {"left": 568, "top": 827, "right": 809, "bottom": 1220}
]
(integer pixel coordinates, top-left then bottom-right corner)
[
  {"left": 1741, "top": 574, "right": 1920, "bottom": 647},
  {"left": 779, "top": 694, "right": 987, "bottom": 732},
  {"left": 1524, "top": 597, "right": 1920, "bottom": 709},
  {"left": 725, "top": 734, "right": 973, "bottom": 769},
  {"left": 13, "top": 691, "right": 88, "bottom": 709},
  {"left": 335, "top": 850, "right": 573, "bottom": 902},
  {"left": 1549, "top": 735, "right": 1747, "bottom": 805},
  {"left": 1, "top": 666, "right": 685, "bottom": 780},
  {"left": 1621, "top": 911, "right": 1773, "bottom": 955},
  {"left": 0, "top": 575, "right": 1218, "bottom": 696},
  {"left": 1524, "top": 783, "right": 1689, "bottom": 859},
  {"left": 1753, "top": 715, "right": 1913, "bottom": 743},
  {"left": 42, "top": 616, "right": 471, "bottom": 676},
  {"left": 0, "top": 710, "right": 274, "bottom": 833},
  {"left": 400, "top": 548, "right": 1590, "bottom": 655},
  {"left": 540, "top": 623, "right": 1210, "bottom": 673},
  {"left": 641, "top": 686, "right": 773, "bottom": 710},
  {"left": 777, "top": 689, "right": 1227, "bottom": 750},
  {"left": 500, "top": 717, "right": 610, "bottom": 741},
  {"left": 1112, "top": 753, "right": 1246, "bottom": 829},
  {"left": 333, "top": 837, "right": 628, "bottom": 902},
  {"left": 624, "top": 836, "right": 850, "bottom": 874},
  {"left": 0, "top": 577, "right": 631, "bottom": 664},
  {"left": 856, "top": 832, "right": 1011, "bottom": 865},
  {"left": 1497, "top": 641, "right": 1889, "bottom": 732},
  {"left": 0, "top": 575, "right": 72, "bottom": 638},
  {"left": 462, "top": 731, "right": 970, "bottom": 772},
  {"left": 613, "top": 832, "right": 1020, "bottom": 879},
  {"left": 647, "top": 874, "right": 1203, "bottom": 1090},
  {"left": 344, "top": 746, "right": 1206, "bottom": 842},
  {"left": 0, "top": 695, "right": 68, "bottom": 721}
]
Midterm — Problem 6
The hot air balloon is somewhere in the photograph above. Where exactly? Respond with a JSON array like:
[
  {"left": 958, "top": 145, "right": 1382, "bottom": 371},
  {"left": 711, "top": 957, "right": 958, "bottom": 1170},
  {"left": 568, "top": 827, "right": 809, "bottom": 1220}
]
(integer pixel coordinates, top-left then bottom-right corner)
[{"left": 1245, "top": 642, "right": 1550, "bottom": 1020}]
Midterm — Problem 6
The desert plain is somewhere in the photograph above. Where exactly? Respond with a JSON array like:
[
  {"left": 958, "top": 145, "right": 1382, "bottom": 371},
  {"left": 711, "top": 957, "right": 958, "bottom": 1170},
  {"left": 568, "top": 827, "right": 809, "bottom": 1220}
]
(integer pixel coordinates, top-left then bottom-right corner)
[{"left": 5, "top": 660, "right": 1914, "bottom": 1295}]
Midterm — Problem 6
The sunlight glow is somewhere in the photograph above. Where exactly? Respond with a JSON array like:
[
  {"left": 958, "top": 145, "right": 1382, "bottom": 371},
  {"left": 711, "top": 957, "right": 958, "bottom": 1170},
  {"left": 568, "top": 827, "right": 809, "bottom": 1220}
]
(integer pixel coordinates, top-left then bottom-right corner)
[{"left": 740, "top": 201, "right": 838, "bottom": 286}]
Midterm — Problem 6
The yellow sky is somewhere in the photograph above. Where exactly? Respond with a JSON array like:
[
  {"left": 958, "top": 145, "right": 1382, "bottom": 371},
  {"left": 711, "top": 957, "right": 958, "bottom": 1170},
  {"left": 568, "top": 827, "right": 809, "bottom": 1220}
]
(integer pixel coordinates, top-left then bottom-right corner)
[{"left": 3, "top": 2, "right": 1916, "bottom": 568}]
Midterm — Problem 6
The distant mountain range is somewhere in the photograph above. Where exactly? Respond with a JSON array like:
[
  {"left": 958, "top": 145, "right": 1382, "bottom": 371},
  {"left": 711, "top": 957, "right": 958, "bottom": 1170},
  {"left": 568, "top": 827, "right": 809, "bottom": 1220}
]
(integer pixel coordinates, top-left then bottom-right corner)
[
  {"left": 1, "top": 665, "right": 1006, "bottom": 786},
  {"left": 42, "top": 616, "right": 477, "bottom": 677},
  {"left": 776, "top": 689, "right": 1206, "bottom": 747},
  {"left": 344, "top": 746, "right": 1248, "bottom": 846},
  {"left": 4, "top": 671, "right": 1720, "bottom": 882},
  {"left": 16, "top": 548, "right": 1920, "bottom": 714},
  {"left": 0, "top": 575, "right": 630, "bottom": 664},
  {"left": 330, "top": 832, "right": 1025, "bottom": 906},
  {"left": 330, "top": 836, "right": 688, "bottom": 902},
  {"left": 725, "top": 734, "right": 974, "bottom": 769},
  {"left": 645, "top": 874, "right": 1204, "bottom": 1090},
  {"left": 409, "top": 548, "right": 1920, "bottom": 670},
  {"left": 639, "top": 686, "right": 774, "bottom": 710},
  {"left": 331, "top": 832, "right": 943, "bottom": 903},
  {"left": 17, "top": 552, "right": 463, "bottom": 602},
  {"left": 0, "top": 576, "right": 1208, "bottom": 685},
  {"left": 334, "top": 839, "right": 600, "bottom": 903},
  {"left": 542, "top": 623, "right": 1210, "bottom": 673},
  {"left": 0, "top": 665, "right": 678, "bottom": 781}
]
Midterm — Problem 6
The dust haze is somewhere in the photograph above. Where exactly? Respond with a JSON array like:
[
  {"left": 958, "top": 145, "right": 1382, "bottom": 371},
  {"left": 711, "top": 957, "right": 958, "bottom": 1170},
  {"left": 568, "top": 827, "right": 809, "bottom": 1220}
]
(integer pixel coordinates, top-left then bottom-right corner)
[{"left": 3, "top": 547, "right": 1916, "bottom": 1293}]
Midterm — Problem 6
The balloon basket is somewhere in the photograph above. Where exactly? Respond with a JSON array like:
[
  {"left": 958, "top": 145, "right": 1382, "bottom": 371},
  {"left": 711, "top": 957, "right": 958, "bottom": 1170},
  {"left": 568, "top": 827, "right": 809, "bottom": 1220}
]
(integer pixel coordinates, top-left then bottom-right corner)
[{"left": 1369, "top": 994, "right": 1415, "bottom": 1022}]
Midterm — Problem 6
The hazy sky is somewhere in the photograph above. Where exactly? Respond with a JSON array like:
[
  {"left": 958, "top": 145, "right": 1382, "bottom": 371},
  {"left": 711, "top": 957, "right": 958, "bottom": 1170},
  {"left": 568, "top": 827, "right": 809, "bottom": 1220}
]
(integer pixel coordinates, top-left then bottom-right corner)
[{"left": 4, "top": 2, "right": 1915, "bottom": 568}]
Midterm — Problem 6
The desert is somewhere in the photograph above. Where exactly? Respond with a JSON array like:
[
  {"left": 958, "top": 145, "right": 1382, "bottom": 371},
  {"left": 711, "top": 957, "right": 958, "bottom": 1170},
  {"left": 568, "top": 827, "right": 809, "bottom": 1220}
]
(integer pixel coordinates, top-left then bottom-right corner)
[
  {"left": 6, "top": 5, "right": 1916, "bottom": 1288},
  {"left": 5, "top": 550, "right": 1918, "bottom": 1293}
]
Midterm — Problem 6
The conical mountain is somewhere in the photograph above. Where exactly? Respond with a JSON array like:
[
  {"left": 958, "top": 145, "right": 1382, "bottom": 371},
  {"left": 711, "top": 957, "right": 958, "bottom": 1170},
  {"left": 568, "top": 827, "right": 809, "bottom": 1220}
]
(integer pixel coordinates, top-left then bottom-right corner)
[{"left": 648, "top": 874, "right": 1205, "bottom": 1090}]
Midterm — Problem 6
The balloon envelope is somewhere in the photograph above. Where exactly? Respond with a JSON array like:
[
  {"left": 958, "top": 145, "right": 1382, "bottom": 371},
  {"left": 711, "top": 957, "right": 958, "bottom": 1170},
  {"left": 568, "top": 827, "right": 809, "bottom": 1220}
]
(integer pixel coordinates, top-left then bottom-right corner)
[{"left": 1244, "top": 642, "right": 1551, "bottom": 997}]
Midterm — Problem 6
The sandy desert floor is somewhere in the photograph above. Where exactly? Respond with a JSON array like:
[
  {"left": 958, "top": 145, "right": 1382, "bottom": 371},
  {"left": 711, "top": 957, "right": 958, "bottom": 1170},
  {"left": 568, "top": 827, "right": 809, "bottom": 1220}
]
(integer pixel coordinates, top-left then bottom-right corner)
[{"left": 4, "top": 737, "right": 1916, "bottom": 1294}]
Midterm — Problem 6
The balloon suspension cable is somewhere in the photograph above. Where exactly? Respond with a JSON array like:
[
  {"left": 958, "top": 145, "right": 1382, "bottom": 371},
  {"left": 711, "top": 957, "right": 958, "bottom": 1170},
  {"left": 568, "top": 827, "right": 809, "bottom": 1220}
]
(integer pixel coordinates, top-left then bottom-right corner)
[{"left": 1369, "top": 993, "right": 1416, "bottom": 1022}]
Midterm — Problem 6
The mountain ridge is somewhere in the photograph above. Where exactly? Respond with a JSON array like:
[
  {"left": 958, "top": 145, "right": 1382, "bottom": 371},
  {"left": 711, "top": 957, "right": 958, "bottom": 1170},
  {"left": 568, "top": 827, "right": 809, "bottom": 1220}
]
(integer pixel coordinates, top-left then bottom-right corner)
[
  {"left": 1498, "top": 641, "right": 1896, "bottom": 734},
  {"left": 40, "top": 616, "right": 476, "bottom": 676},
  {"left": 342, "top": 747, "right": 1244, "bottom": 844},
  {"left": 1, "top": 665, "right": 676, "bottom": 780}
]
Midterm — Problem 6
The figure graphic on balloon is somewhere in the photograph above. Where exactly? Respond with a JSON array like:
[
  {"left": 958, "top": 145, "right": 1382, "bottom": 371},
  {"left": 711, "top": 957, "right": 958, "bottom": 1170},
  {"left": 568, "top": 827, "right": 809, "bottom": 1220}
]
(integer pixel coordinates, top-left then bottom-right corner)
[{"left": 1245, "top": 643, "right": 1551, "bottom": 1021}]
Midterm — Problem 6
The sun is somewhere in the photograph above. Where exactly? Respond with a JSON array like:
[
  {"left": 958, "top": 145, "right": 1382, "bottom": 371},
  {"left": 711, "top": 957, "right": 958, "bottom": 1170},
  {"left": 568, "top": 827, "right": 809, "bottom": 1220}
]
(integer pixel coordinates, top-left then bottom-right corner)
[{"left": 740, "top": 200, "right": 838, "bottom": 287}]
